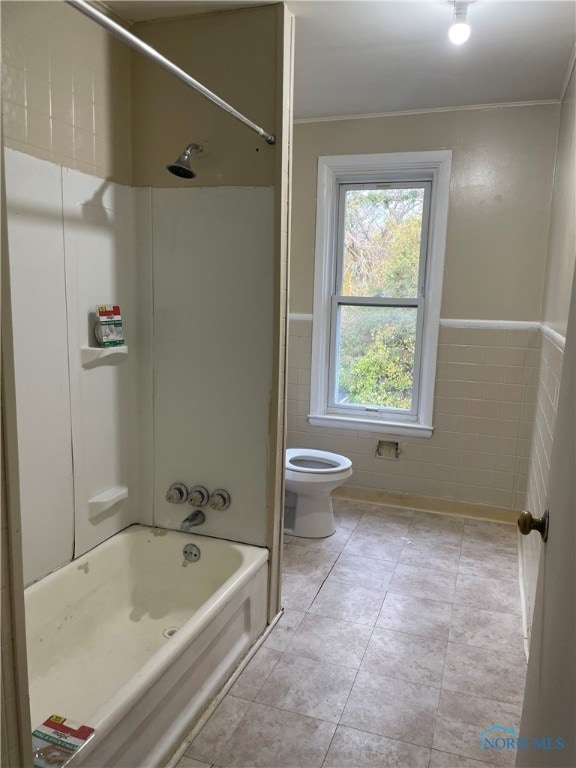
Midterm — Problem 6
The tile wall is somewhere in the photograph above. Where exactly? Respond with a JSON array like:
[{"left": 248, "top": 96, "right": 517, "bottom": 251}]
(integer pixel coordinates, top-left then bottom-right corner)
[
  {"left": 287, "top": 318, "right": 541, "bottom": 512},
  {"left": 2, "top": 1, "right": 132, "bottom": 183},
  {"left": 521, "top": 330, "right": 564, "bottom": 629}
]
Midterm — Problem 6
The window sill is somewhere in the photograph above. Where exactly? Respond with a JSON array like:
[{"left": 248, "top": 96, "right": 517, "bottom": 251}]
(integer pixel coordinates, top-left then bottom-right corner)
[{"left": 308, "top": 413, "right": 433, "bottom": 438}]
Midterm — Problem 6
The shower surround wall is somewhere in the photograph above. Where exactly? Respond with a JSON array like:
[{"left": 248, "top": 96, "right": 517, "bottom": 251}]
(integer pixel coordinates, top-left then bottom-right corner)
[
  {"left": 1, "top": 0, "right": 137, "bottom": 586},
  {"left": 131, "top": 6, "right": 290, "bottom": 550},
  {"left": 288, "top": 103, "right": 560, "bottom": 518},
  {"left": 2, "top": 2, "right": 291, "bottom": 577},
  {"left": 151, "top": 185, "right": 274, "bottom": 543},
  {"left": 4, "top": 150, "right": 151, "bottom": 585}
]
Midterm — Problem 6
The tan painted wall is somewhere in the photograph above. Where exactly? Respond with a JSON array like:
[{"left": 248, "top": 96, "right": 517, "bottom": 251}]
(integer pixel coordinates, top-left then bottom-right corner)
[
  {"left": 131, "top": 6, "right": 280, "bottom": 187},
  {"left": 1, "top": 1, "right": 132, "bottom": 184},
  {"left": 541, "top": 67, "right": 576, "bottom": 336},
  {"left": 290, "top": 104, "right": 559, "bottom": 319}
]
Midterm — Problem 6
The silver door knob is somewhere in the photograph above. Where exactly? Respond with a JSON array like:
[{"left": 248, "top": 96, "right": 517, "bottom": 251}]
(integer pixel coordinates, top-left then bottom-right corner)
[{"left": 518, "top": 509, "right": 549, "bottom": 542}]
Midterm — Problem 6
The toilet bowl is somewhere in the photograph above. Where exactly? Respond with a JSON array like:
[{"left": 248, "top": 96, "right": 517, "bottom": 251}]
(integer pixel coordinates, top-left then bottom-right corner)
[{"left": 284, "top": 448, "right": 353, "bottom": 538}]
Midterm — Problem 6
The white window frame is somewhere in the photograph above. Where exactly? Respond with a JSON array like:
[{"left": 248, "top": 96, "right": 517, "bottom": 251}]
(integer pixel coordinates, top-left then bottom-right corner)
[{"left": 310, "top": 150, "right": 452, "bottom": 438}]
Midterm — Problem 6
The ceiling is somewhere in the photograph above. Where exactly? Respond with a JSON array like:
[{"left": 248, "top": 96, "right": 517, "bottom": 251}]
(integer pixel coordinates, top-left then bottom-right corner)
[{"left": 108, "top": 0, "right": 576, "bottom": 119}]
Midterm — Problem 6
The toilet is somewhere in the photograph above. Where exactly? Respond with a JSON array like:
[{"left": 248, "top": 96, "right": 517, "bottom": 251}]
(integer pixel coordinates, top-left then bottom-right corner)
[{"left": 284, "top": 448, "right": 353, "bottom": 538}]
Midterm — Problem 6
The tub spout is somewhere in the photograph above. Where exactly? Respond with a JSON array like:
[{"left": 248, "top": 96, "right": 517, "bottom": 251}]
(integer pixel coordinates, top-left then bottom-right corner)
[{"left": 181, "top": 510, "right": 205, "bottom": 531}]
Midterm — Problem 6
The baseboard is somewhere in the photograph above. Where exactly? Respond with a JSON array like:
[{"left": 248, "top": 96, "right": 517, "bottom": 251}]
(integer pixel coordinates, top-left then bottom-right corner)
[{"left": 334, "top": 485, "right": 518, "bottom": 524}]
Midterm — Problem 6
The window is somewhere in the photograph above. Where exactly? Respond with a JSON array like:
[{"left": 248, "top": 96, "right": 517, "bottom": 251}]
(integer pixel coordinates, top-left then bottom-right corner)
[{"left": 310, "top": 151, "right": 452, "bottom": 437}]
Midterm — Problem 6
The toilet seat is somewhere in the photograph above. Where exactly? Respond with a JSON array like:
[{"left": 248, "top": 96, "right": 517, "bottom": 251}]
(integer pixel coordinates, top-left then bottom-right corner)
[{"left": 286, "top": 448, "right": 352, "bottom": 474}]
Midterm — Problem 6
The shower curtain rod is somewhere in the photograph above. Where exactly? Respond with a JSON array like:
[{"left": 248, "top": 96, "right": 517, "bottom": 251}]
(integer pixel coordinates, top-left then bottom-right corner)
[{"left": 65, "top": 0, "right": 276, "bottom": 145}]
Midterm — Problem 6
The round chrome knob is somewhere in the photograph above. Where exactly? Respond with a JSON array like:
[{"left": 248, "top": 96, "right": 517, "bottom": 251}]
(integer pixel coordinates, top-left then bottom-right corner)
[
  {"left": 209, "top": 489, "right": 231, "bottom": 510},
  {"left": 188, "top": 485, "right": 209, "bottom": 507},
  {"left": 166, "top": 482, "right": 188, "bottom": 504},
  {"left": 518, "top": 509, "right": 549, "bottom": 541}
]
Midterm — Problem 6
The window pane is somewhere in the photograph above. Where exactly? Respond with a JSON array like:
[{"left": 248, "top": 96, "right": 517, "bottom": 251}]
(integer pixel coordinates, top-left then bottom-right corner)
[
  {"left": 342, "top": 187, "right": 425, "bottom": 298},
  {"left": 335, "top": 305, "right": 417, "bottom": 411}
]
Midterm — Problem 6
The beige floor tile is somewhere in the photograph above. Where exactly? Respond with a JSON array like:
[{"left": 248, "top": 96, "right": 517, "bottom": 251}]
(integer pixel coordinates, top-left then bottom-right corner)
[
  {"left": 185, "top": 695, "right": 250, "bottom": 764},
  {"left": 442, "top": 643, "right": 526, "bottom": 704},
  {"left": 177, "top": 758, "right": 212, "bottom": 768},
  {"left": 454, "top": 573, "right": 521, "bottom": 615},
  {"left": 228, "top": 647, "right": 282, "bottom": 701},
  {"left": 332, "top": 499, "right": 365, "bottom": 530},
  {"left": 400, "top": 537, "right": 462, "bottom": 572},
  {"left": 216, "top": 701, "right": 336, "bottom": 767},
  {"left": 458, "top": 548, "right": 518, "bottom": 581},
  {"left": 343, "top": 529, "right": 406, "bottom": 562},
  {"left": 327, "top": 552, "right": 395, "bottom": 590},
  {"left": 177, "top": 508, "right": 529, "bottom": 768},
  {"left": 463, "top": 520, "right": 516, "bottom": 546},
  {"left": 410, "top": 512, "right": 465, "bottom": 539},
  {"left": 286, "top": 611, "right": 372, "bottom": 668},
  {"left": 323, "top": 724, "right": 430, "bottom": 767},
  {"left": 356, "top": 506, "right": 413, "bottom": 536},
  {"left": 308, "top": 579, "right": 386, "bottom": 626},
  {"left": 389, "top": 563, "right": 458, "bottom": 602},
  {"left": 361, "top": 626, "right": 447, "bottom": 687},
  {"left": 433, "top": 690, "right": 522, "bottom": 766},
  {"left": 460, "top": 533, "right": 516, "bottom": 555},
  {"left": 429, "top": 749, "right": 499, "bottom": 767},
  {"left": 282, "top": 543, "right": 339, "bottom": 578},
  {"left": 255, "top": 652, "right": 356, "bottom": 723},
  {"left": 281, "top": 573, "right": 324, "bottom": 611},
  {"left": 264, "top": 608, "right": 306, "bottom": 652},
  {"left": 284, "top": 526, "right": 352, "bottom": 552},
  {"left": 377, "top": 592, "right": 453, "bottom": 639},
  {"left": 449, "top": 606, "right": 524, "bottom": 655},
  {"left": 340, "top": 670, "right": 440, "bottom": 747}
]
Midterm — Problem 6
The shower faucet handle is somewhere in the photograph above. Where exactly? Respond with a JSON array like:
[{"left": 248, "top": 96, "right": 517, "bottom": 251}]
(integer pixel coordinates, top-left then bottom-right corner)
[
  {"left": 166, "top": 482, "right": 189, "bottom": 504},
  {"left": 208, "top": 489, "right": 231, "bottom": 510},
  {"left": 188, "top": 485, "right": 209, "bottom": 507}
]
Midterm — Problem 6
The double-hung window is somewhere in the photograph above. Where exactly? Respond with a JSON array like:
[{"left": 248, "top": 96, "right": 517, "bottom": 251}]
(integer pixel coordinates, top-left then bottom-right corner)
[{"left": 310, "top": 151, "right": 452, "bottom": 438}]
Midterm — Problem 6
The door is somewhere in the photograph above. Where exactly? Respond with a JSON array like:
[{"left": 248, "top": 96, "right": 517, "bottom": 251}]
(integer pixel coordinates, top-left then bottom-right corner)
[{"left": 517, "top": 267, "right": 576, "bottom": 766}]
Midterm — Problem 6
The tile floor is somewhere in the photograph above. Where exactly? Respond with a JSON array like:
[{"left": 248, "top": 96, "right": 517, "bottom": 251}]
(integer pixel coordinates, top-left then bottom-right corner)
[{"left": 176, "top": 500, "right": 526, "bottom": 768}]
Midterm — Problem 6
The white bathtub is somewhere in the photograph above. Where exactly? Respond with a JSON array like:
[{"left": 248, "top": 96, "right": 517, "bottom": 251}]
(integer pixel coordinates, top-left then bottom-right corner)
[{"left": 25, "top": 525, "right": 269, "bottom": 767}]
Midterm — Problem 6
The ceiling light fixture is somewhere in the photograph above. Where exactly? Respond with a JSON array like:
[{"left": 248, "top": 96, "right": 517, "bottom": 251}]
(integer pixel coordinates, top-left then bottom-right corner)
[{"left": 449, "top": 1, "right": 471, "bottom": 45}]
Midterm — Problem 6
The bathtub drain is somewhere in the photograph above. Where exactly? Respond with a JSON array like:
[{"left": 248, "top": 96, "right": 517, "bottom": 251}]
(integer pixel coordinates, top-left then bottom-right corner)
[{"left": 163, "top": 627, "right": 179, "bottom": 638}]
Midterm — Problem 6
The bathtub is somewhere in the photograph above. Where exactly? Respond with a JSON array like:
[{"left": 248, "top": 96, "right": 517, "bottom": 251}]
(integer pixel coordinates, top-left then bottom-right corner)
[{"left": 25, "top": 525, "right": 269, "bottom": 767}]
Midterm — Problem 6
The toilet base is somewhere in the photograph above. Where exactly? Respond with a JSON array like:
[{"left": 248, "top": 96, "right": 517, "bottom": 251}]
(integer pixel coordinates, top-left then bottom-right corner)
[{"left": 287, "top": 495, "right": 336, "bottom": 538}]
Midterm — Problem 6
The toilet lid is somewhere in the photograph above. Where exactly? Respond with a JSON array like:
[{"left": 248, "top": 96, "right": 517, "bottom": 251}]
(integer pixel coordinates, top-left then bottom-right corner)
[{"left": 286, "top": 448, "right": 352, "bottom": 474}]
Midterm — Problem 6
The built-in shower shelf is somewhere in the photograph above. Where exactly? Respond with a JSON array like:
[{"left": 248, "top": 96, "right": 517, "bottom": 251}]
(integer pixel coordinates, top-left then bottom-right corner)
[
  {"left": 88, "top": 485, "right": 129, "bottom": 518},
  {"left": 81, "top": 345, "right": 128, "bottom": 368}
]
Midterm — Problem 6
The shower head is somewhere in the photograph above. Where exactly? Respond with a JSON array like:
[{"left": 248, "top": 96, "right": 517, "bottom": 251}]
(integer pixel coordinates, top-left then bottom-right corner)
[{"left": 166, "top": 143, "right": 203, "bottom": 179}]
